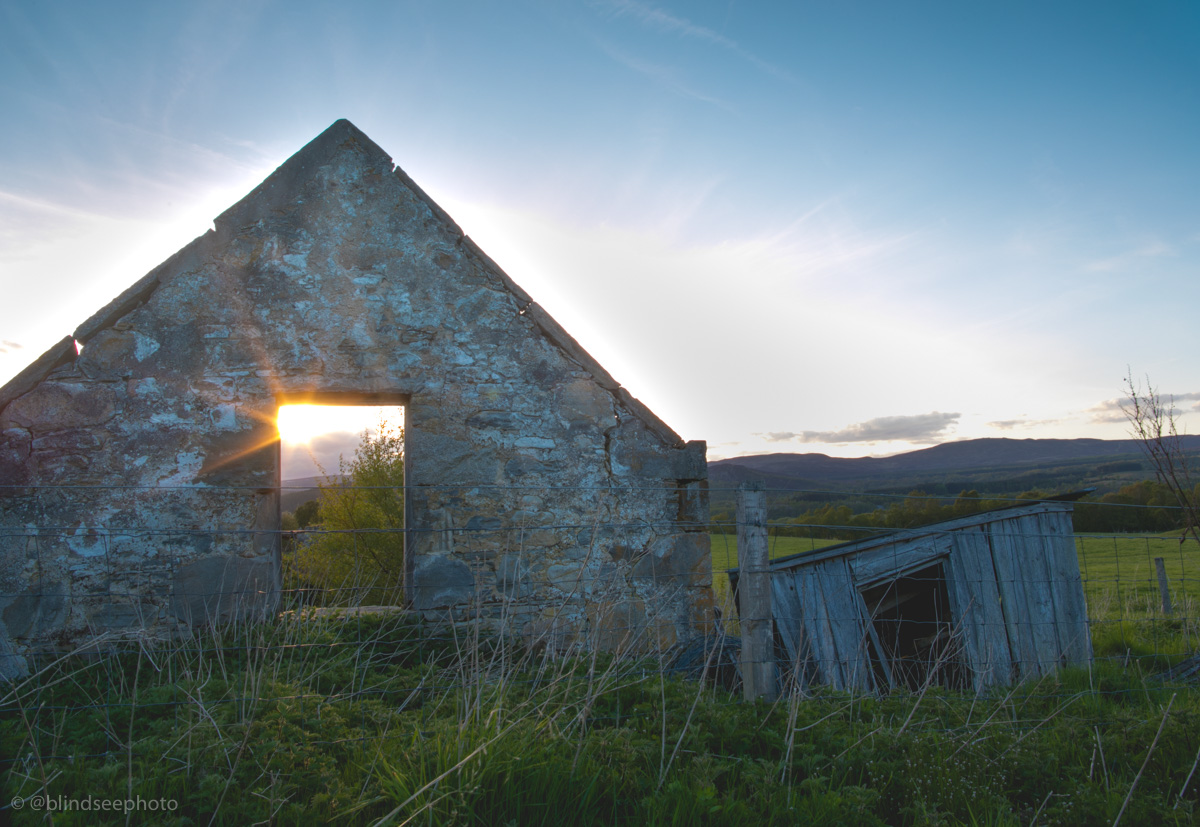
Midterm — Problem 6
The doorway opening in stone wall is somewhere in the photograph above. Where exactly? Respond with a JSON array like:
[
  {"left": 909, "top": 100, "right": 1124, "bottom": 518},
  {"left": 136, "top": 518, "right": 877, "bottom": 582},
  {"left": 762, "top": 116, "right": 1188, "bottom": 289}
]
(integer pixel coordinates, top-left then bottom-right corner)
[{"left": 276, "top": 396, "right": 406, "bottom": 610}]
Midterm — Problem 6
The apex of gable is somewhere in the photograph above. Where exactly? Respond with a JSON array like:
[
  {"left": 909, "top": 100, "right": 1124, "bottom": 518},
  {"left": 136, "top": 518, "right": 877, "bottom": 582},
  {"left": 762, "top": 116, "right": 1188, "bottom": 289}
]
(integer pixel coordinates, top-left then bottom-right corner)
[{"left": 214, "top": 119, "right": 391, "bottom": 233}]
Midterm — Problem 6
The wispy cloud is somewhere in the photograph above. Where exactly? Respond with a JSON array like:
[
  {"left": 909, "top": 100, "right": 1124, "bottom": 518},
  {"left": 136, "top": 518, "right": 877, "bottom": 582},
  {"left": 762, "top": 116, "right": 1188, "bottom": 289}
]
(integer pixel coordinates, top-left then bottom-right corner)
[
  {"left": 1088, "top": 391, "right": 1200, "bottom": 424},
  {"left": 599, "top": 0, "right": 797, "bottom": 82},
  {"left": 764, "top": 412, "right": 960, "bottom": 445},
  {"left": 1089, "top": 397, "right": 1129, "bottom": 424},
  {"left": 593, "top": 38, "right": 733, "bottom": 108},
  {"left": 988, "top": 417, "right": 1062, "bottom": 430},
  {"left": 0, "top": 340, "right": 23, "bottom": 354},
  {"left": 280, "top": 430, "right": 367, "bottom": 479},
  {"left": 0, "top": 188, "right": 114, "bottom": 222},
  {"left": 1084, "top": 240, "right": 1174, "bottom": 273},
  {"left": 605, "top": 0, "right": 737, "bottom": 47}
]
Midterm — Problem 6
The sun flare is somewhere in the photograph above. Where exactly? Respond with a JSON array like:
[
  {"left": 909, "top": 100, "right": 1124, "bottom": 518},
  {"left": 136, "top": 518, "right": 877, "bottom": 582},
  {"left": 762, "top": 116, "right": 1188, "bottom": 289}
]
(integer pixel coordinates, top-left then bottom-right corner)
[{"left": 277, "top": 404, "right": 404, "bottom": 444}]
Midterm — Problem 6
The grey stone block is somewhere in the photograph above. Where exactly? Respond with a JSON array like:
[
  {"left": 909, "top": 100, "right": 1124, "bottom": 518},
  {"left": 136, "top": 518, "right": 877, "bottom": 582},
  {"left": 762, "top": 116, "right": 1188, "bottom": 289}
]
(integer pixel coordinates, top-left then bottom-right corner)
[
  {"left": 89, "top": 602, "right": 148, "bottom": 629},
  {"left": 631, "top": 534, "right": 711, "bottom": 589},
  {"left": 465, "top": 516, "right": 504, "bottom": 533},
  {"left": 0, "top": 336, "right": 77, "bottom": 416},
  {"left": 466, "top": 411, "right": 522, "bottom": 430},
  {"left": 677, "top": 479, "right": 710, "bottom": 525},
  {"left": 3, "top": 580, "right": 67, "bottom": 638},
  {"left": 0, "top": 624, "right": 28, "bottom": 681},
  {"left": 494, "top": 554, "right": 531, "bottom": 598},
  {"left": 672, "top": 441, "right": 709, "bottom": 481},
  {"left": 413, "top": 432, "right": 501, "bottom": 484},
  {"left": 2, "top": 382, "right": 117, "bottom": 431},
  {"left": 505, "top": 455, "right": 545, "bottom": 478},
  {"left": 169, "top": 556, "right": 278, "bottom": 625},
  {"left": 412, "top": 554, "right": 475, "bottom": 609}
]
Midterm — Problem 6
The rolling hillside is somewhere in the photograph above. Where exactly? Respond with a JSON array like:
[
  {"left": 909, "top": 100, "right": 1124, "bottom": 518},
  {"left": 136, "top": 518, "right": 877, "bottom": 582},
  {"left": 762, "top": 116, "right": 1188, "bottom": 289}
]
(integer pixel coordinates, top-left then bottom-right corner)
[{"left": 708, "top": 436, "right": 1200, "bottom": 496}]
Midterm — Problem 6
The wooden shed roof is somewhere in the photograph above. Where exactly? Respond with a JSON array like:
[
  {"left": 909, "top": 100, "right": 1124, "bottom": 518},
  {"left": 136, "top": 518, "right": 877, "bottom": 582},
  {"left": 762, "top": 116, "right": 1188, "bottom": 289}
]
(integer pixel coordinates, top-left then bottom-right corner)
[{"left": 729, "top": 490, "right": 1094, "bottom": 578}]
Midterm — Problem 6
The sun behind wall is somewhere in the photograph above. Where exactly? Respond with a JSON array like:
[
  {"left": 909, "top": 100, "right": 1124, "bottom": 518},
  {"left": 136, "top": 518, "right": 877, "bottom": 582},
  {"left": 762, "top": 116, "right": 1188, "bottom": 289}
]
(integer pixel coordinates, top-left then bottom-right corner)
[{"left": 277, "top": 404, "right": 404, "bottom": 481}]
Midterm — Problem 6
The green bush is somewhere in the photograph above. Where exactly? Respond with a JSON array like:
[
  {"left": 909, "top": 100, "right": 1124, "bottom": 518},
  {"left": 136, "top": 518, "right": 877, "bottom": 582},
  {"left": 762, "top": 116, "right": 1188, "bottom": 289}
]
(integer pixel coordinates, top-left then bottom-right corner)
[{"left": 285, "top": 422, "right": 405, "bottom": 606}]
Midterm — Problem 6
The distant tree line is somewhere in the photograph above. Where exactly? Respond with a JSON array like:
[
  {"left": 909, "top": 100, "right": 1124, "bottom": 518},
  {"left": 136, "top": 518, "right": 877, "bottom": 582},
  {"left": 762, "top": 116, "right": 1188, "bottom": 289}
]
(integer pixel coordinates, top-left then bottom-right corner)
[
  {"left": 711, "top": 480, "right": 1194, "bottom": 539},
  {"left": 767, "top": 490, "right": 1031, "bottom": 541},
  {"left": 1072, "top": 480, "right": 1197, "bottom": 534}
]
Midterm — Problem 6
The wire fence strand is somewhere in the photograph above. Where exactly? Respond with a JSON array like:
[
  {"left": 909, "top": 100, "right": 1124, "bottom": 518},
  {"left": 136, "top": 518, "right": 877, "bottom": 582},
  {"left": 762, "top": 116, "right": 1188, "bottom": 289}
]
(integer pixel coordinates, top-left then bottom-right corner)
[{"left": 2, "top": 483, "right": 1198, "bottom": 775}]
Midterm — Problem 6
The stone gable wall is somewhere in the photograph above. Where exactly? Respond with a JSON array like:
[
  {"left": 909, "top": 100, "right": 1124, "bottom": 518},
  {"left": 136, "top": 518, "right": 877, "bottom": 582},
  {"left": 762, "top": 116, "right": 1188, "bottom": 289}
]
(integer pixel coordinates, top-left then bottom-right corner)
[{"left": 0, "top": 121, "right": 710, "bottom": 676}]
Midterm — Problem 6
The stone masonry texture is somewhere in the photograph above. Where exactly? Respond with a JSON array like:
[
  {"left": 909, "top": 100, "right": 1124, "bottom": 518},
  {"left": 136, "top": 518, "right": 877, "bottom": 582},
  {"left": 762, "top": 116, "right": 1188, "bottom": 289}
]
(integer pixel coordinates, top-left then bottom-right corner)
[{"left": 0, "top": 120, "right": 711, "bottom": 675}]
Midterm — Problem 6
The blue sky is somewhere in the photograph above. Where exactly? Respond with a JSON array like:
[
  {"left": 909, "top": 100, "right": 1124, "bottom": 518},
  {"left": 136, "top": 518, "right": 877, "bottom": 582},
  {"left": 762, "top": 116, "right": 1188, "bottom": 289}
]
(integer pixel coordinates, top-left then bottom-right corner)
[{"left": 2, "top": 0, "right": 1198, "bottom": 463}]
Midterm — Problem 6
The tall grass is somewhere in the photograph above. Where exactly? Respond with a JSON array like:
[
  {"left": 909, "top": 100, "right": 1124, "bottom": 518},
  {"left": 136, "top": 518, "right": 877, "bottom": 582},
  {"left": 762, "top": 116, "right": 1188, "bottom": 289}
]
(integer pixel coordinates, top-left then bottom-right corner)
[{"left": 4, "top": 535, "right": 1200, "bottom": 825}]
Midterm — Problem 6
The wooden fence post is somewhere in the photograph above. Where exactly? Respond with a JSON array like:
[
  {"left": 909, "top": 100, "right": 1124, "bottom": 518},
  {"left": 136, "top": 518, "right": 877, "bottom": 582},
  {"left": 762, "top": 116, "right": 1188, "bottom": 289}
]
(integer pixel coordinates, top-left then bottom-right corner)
[
  {"left": 1155, "top": 557, "right": 1174, "bottom": 617},
  {"left": 737, "top": 482, "right": 777, "bottom": 701}
]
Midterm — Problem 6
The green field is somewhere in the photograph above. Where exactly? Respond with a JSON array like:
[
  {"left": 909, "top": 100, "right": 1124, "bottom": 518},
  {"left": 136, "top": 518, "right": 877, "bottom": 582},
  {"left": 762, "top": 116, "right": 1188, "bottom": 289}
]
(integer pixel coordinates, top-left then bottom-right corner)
[
  {"left": 708, "top": 532, "right": 843, "bottom": 574},
  {"left": 1075, "top": 534, "right": 1200, "bottom": 611},
  {"left": 709, "top": 533, "right": 843, "bottom": 618},
  {"left": 1074, "top": 534, "right": 1200, "bottom": 663}
]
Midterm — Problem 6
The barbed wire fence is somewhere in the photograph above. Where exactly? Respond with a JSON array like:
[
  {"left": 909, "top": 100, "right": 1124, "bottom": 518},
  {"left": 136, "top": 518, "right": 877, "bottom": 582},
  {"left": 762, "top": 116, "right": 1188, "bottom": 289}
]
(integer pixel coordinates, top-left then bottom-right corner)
[{"left": 1, "top": 483, "right": 1198, "bottom": 772}]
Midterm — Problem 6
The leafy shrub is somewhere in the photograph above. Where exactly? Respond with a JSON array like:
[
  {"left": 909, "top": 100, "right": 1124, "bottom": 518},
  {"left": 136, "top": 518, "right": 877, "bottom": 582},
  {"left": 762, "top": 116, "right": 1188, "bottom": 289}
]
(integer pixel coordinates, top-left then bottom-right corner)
[{"left": 285, "top": 420, "right": 405, "bottom": 606}]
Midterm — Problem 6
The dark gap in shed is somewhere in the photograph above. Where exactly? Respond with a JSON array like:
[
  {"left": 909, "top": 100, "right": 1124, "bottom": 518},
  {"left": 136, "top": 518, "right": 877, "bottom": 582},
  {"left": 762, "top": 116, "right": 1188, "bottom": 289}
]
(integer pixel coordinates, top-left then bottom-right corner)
[{"left": 860, "top": 561, "right": 966, "bottom": 691}]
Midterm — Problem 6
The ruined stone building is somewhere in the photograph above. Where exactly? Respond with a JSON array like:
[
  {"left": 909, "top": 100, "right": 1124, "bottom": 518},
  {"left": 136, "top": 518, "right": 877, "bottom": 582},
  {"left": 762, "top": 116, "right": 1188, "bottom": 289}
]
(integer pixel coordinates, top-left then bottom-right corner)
[{"left": 0, "top": 120, "right": 711, "bottom": 675}]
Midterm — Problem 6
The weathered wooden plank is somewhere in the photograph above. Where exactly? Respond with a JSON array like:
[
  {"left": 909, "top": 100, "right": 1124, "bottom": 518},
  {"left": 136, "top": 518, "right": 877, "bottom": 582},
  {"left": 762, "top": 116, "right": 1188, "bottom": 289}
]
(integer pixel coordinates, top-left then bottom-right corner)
[
  {"left": 1006, "top": 514, "right": 1061, "bottom": 675},
  {"left": 773, "top": 573, "right": 817, "bottom": 689},
  {"left": 771, "top": 573, "right": 803, "bottom": 669},
  {"left": 850, "top": 537, "right": 945, "bottom": 586},
  {"left": 1060, "top": 513, "right": 1093, "bottom": 663},
  {"left": 987, "top": 520, "right": 1042, "bottom": 679},
  {"left": 1039, "top": 510, "right": 1093, "bottom": 664},
  {"left": 816, "top": 557, "right": 875, "bottom": 693},
  {"left": 1156, "top": 557, "right": 1174, "bottom": 617},
  {"left": 796, "top": 563, "right": 842, "bottom": 690},
  {"left": 1008, "top": 516, "right": 1051, "bottom": 679},
  {"left": 1034, "top": 511, "right": 1071, "bottom": 664},
  {"left": 949, "top": 526, "right": 1013, "bottom": 689},
  {"left": 942, "top": 546, "right": 984, "bottom": 692}
]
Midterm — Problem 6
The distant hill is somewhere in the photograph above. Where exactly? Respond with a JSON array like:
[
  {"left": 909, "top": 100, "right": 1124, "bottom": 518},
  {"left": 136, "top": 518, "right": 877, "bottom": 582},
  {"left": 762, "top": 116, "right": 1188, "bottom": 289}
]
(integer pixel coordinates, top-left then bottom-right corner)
[
  {"left": 708, "top": 436, "right": 1200, "bottom": 496},
  {"left": 278, "top": 436, "right": 1199, "bottom": 512}
]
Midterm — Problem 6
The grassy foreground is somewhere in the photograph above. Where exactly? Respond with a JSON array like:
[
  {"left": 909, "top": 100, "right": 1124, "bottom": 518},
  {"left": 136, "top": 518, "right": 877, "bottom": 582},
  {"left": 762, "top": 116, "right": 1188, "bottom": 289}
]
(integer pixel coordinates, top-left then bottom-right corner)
[{"left": 3, "top": 601, "right": 1200, "bottom": 826}]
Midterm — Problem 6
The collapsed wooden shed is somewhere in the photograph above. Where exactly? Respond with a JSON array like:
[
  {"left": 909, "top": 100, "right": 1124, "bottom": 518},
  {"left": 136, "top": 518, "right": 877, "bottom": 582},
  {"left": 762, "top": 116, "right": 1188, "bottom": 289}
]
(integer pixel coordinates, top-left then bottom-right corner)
[{"left": 730, "top": 498, "right": 1093, "bottom": 694}]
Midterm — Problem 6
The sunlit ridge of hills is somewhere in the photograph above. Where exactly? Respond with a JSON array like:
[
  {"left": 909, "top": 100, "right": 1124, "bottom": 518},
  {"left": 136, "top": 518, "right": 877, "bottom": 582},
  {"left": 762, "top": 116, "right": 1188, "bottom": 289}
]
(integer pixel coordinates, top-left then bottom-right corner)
[{"left": 710, "top": 436, "right": 1200, "bottom": 494}]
